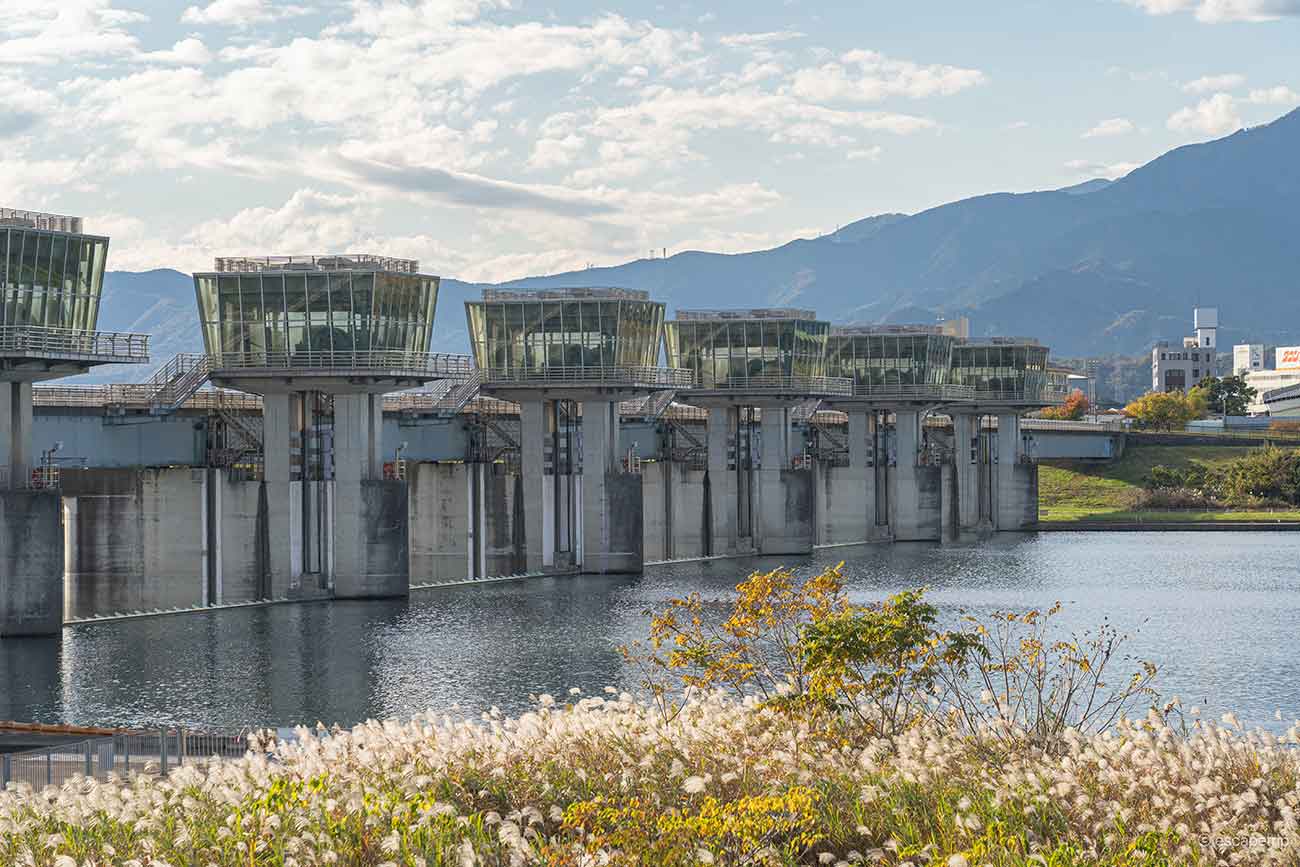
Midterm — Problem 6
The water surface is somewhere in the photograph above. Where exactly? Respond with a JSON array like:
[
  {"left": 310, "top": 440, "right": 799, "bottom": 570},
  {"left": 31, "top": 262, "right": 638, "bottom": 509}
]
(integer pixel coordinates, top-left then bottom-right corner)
[{"left": 2, "top": 532, "right": 1296, "bottom": 730}]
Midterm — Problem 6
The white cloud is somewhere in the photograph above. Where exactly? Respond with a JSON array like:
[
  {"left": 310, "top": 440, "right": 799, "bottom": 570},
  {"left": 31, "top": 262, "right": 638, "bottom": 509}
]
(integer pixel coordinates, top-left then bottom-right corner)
[
  {"left": 140, "top": 38, "right": 214, "bottom": 65},
  {"left": 790, "top": 49, "right": 985, "bottom": 103},
  {"left": 1082, "top": 117, "right": 1136, "bottom": 138},
  {"left": 1124, "top": 0, "right": 1300, "bottom": 20},
  {"left": 1004, "top": 120, "right": 1031, "bottom": 130},
  {"left": 718, "top": 31, "right": 805, "bottom": 47},
  {"left": 847, "top": 146, "right": 883, "bottom": 160},
  {"left": 1167, "top": 93, "right": 1242, "bottom": 135},
  {"left": 0, "top": 0, "right": 143, "bottom": 64},
  {"left": 181, "top": 0, "right": 313, "bottom": 27},
  {"left": 1248, "top": 85, "right": 1300, "bottom": 104},
  {"left": 1064, "top": 158, "right": 1141, "bottom": 178},
  {"left": 1183, "top": 73, "right": 1245, "bottom": 93}
]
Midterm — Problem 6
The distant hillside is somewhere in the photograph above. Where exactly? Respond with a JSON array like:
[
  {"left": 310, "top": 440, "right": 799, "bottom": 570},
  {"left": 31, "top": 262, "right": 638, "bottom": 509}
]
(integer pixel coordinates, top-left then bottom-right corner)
[
  {"left": 488, "top": 106, "right": 1300, "bottom": 358},
  {"left": 90, "top": 106, "right": 1300, "bottom": 373}
]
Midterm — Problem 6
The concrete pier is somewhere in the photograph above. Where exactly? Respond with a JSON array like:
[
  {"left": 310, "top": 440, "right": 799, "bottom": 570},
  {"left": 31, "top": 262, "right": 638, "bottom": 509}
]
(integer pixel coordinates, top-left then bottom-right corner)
[
  {"left": 758, "top": 406, "right": 813, "bottom": 555},
  {"left": 0, "top": 490, "right": 63, "bottom": 636}
]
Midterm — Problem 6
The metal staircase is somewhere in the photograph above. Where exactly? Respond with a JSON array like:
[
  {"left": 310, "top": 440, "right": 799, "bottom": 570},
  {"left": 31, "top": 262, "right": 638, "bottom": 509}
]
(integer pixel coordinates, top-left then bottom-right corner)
[
  {"left": 207, "top": 392, "right": 264, "bottom": 470},
  {"left": 145, "top": 353, "right": 211, "bottom": 413}
]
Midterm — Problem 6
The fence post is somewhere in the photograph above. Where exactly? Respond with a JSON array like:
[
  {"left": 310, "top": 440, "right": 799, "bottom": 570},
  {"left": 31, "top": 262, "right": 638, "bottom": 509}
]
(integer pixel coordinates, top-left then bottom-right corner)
[
  {"left": 46, "top": 751, "right": 52, "bottom": 786},
  {"left": 84, "top": 741, "right": 93, "bottom": 778},
  {"left": 179, "top": 727, "right": 186, "bottom": 766},
  {"left": 2, "top": 754, "right": 10, "bottom": 787},
  {"left": 159, "top": 727, "right": 169, "bottom": 777}
]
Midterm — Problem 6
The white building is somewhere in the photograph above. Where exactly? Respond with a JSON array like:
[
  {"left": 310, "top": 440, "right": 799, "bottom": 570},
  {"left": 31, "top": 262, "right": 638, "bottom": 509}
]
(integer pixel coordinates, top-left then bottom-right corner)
[
  {"left": 1233, "top": 343, "right": 1265, "bottom": 376},
  {"left": 1244, "top": 345, "right": 1300, "bottom": 414},
  {"left": 1152, "top": 307, "right": 1217, "bottom": 392}
]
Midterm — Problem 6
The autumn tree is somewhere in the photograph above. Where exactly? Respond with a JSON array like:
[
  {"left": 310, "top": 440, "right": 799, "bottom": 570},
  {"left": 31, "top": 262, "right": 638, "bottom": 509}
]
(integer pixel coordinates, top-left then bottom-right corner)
[
  {"left": 1041, "top": 388, "right": 1090, "bottom": 421},
  {"left": 1123, "top": 390, "right": 1205, "bottom": 430}
]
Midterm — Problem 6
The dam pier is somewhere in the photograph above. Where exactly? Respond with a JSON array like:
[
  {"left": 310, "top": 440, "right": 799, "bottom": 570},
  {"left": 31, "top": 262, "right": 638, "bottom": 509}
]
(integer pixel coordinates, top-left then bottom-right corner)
[{"left": 0, "top": 209, "right": 1068, "bottom": 636}]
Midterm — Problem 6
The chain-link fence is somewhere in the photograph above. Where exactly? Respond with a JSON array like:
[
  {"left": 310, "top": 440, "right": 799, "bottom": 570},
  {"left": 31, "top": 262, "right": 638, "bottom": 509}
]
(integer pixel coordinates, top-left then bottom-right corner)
[{"left": 1, "top": 729, "right": 248, "bottom": 789}]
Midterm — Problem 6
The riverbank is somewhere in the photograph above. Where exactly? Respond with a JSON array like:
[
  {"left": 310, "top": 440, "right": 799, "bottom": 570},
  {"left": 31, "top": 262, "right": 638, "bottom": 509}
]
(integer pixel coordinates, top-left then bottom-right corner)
[
  {"left": 1038, "top": 444, "right": 1300, "bottom": 525},
  {"left": 0, "top": 693, "right": 1295, "bottom": 866}
]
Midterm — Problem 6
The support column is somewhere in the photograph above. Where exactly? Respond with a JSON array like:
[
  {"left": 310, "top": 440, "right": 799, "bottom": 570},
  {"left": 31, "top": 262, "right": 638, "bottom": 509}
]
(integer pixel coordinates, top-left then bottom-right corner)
[
  {"left": 334, "top": 393, "right": 408, "bottom": 598},
  {"left": 580, "top": 399, "right": 641, "bottom": 574},
  {"left": 821, "top": 408, "right": 873, "bottom": 545},
  {"left": 261, "top": 393, "right": 294, "bottom": 597},
  {"left": 10, "top": 383, "right": 32, "bottom": 490},
  {"left": 950, "top": 411, "right": 983, "bottom": 539},
  {"left": 705, "top": 406, "right": 737, "bottom": 556},
  {"left": 759, "top": 404, "right": 811, "bottom": 555},
  {"left": 518, "top": 399, "right": 547, "bottom": 572},
  {"left": 0, "top": 384, "right": 12, "bottom": 490},
  {"left": 890, "top": 408, "right": 926, "bottom": 541},
  {"left": 995, "top": 412, "right": 1033, "bottom": 530}
]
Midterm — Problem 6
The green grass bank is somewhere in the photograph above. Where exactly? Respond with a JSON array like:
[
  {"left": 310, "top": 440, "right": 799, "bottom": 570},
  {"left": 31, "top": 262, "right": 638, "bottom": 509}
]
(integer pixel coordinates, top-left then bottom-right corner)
[{"left": 1039, "top": 444, "right": 1300, "bottom": 523}]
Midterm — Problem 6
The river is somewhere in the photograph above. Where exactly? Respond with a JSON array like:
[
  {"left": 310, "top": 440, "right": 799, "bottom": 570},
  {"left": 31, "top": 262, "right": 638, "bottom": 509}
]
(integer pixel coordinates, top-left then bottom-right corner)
[{"left": 2, "top": 531, "right": 1297, "bottom": 731}]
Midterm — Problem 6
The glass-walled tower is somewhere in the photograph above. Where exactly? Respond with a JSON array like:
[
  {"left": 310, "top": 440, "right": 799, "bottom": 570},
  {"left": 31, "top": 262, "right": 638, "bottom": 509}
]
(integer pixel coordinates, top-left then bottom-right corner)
[
  {"left": 0, "top": 208, "right": 150, "bottom": 489},
  {"left": 191, "top": 254, "right": 467, "bottom": 602},
  {"left": 466, "top": 288, "right": 687, "bottom": 576},
  {"left": 466, "top": 287, "right": 666, "bottom": 383},
  {"left": 194, "top": 254, "right": 440, "bottom": 368},
  {"left": 825, "top": 326, "right": 969, "bottom": 401},
  {"left": 662, "top": 308, "right": 849, "bottom": 558},
  {"left": 950, "top": 338, "right": 1050, "bottom": 404},
  {"left": 664, "top": 308, "right": 836, "bottom": 393},
  {"left": 0, "top": 208, "right": 150, "bottom": 637}
]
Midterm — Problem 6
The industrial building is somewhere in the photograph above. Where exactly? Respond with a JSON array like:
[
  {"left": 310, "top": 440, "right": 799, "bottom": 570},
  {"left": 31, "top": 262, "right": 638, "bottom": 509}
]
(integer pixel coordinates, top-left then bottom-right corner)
[
  {"left": 0, "top": 207, "right": 1072, "bottom": 637},
  {"left": 1152, "top": 307, "right": 1217, "bottom": 392}
]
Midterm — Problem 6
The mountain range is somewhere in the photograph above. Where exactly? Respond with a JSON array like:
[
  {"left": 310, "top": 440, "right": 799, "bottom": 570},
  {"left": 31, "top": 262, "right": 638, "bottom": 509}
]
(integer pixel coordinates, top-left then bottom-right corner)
[{"left": 83, "top": 106, "right": 1300, "bottom": 383}]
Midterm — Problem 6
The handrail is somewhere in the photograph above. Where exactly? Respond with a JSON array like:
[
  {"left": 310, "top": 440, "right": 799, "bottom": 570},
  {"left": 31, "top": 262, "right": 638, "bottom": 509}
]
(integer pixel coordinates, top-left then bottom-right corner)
[
  {"left": 847, "top": 383, "right": 976, "bottom": 401},
  {"left": 0, "top": 326, "right": 149, "bottom": 361},
  {"left": 682, "top": 373, "right": 854, "bottom": 396},
  {"left": 209, "top": 351, "right": 474, "bottom": 378},
  {"left": 481, "top": 365, "right": 694, "bottom": 388}
]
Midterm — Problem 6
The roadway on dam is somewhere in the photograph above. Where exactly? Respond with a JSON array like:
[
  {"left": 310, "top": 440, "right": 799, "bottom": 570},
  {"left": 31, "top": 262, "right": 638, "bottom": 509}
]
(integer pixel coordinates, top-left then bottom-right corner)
[{"left": 3, "top": 532, "right": 1298, "bottom": 731}]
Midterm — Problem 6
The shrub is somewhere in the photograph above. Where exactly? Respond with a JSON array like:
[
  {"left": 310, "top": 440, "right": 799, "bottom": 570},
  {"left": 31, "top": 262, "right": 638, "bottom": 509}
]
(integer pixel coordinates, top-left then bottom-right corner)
[{"left": 624, "top": 566, "right": 1158, "bottom": 756}]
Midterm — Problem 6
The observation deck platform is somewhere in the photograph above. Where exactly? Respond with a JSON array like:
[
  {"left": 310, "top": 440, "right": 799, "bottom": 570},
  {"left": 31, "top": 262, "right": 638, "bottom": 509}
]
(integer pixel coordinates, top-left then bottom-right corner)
[{"left": 0, "top": 326, "right": 150, "bottom": 380}]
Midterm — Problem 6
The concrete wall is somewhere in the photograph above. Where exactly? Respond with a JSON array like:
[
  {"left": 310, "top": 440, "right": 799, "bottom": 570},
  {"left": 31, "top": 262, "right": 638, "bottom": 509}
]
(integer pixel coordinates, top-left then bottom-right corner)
[
  {"left": 61, "top": 468, "right": 206, "bottom": 619},
  {"left": 1028, "top": 431, "right": 1121, "bottom": 460},
  {"left": 813, "top": 462, "right": 872, "bottom": 546},
  {"left": 893, "top": 464, "right": 942, "bottom": 542},
  {"left": 385, "top": 416, "right": 469, "bottom": 463},
  {"left": 760, "top": 468, "right": 814, "bottom": 555},
  {"left": 32, "top": 409, "right": 203, "bottom": 470},
  {"left": 214, "top": 475, "right": 267, "bottom": 603},
  {"left": 998, "top": 462, "right": 1039, "bottom": 530},
  {"left": 331, "top": 479, "right": 408, "bottom": 598},
  {"left": 409, "top": 462, "right": 471, "bottom": 583},
  {"left": 409, "top": 461, "right": 522, "bottom": 584},
  {"left": 0, "top": 490, "right": 63, "bottom": 636},
  {"left": 642, "top": 462, "right": 709, "bottom": 562},
  {"left": 588, "top": 472, "right": 643, "bottom": 573}
]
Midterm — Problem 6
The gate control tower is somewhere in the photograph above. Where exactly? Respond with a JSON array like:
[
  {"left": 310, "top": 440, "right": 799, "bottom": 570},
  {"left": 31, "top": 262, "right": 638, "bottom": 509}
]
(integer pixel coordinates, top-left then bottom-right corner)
[
  {"left": 0, "top": 208, "right": 150, "bottom": 635},
  {"left": 193, "top": 254, "right": 470, "bottom": 599}
]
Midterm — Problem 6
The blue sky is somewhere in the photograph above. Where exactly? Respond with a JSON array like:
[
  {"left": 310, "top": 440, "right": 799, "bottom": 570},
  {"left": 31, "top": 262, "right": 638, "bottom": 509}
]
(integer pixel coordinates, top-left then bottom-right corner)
[{"left": 1, "top": 0, "right": 1297, "bottom": 282}]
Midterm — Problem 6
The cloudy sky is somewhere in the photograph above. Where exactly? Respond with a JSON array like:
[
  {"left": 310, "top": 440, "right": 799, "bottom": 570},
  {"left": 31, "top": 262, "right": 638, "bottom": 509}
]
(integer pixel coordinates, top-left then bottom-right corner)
[{"left": 2, "top": 0, "right": 1297, "bottom": 282}]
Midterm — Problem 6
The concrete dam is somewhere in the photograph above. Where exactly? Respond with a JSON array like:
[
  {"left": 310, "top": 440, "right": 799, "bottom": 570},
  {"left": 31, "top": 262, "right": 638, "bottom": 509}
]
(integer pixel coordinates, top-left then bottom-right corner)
[{"left": 0, "top": 212, "right": 1069, "bottom": 636}]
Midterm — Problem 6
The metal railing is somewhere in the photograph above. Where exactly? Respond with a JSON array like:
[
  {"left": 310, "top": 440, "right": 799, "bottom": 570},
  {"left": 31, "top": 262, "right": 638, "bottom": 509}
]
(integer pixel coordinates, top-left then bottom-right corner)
[
  {"left": 0, "top": 326, "right": 149, "bottom": 362},
  {"left": 684, "top": 373, "right": 854, "bottom": 396},
  {"left": 480, "top": 365, "right": 695, "bottom": 389},
  {"left": 1021, "top": 418, "right": 1128, "bottom": 432},
  {"left": 0, "top": 728, "right": 247, "bottom": 788},
  {"left": 0, "top": 208, "right": 82, "bottom": 233},
  {"left": 208, "top": 351, "right": 475, "bottom": 378},
  {"left": 214, "top": 254, "right": 419, "bottom": 274},
  {"left": 847, "top": 383, "right": 975, "bottom": 401}
]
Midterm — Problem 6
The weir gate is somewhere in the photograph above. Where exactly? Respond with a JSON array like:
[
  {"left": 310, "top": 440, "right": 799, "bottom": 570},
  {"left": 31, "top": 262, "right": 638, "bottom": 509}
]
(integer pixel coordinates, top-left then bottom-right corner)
[{"left": 0, "top": 211, "right": 1069, "bottom": 636}]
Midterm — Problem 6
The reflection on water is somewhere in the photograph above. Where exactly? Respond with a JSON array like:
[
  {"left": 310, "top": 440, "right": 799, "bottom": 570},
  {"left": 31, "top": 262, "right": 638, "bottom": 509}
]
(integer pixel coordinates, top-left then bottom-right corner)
[{"left": 2, "top": 532, "right": 1299, "bottom": 730}]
